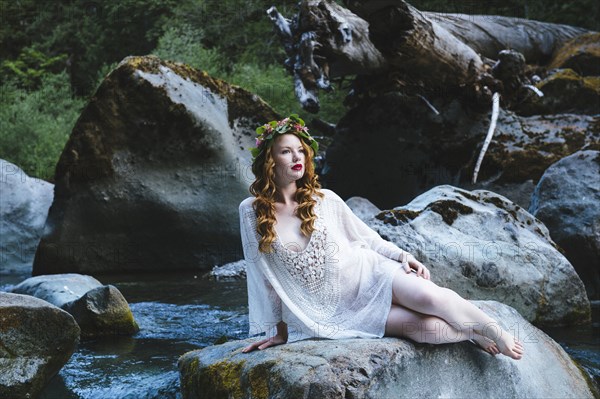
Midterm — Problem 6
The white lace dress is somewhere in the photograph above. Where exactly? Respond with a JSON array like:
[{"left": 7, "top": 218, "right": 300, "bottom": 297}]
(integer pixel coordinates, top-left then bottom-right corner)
[{"left": 239, "top": 188, "right": 407, "bottom": 342}]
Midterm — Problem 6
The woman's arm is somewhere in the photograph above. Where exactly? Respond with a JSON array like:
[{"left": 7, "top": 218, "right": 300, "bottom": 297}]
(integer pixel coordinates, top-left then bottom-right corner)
[
  {"left": 328, "top": 190, "right": 430, "bottom": 279},
  {"left": 239, "top": 202, "right": 289, "bottom": 351}
]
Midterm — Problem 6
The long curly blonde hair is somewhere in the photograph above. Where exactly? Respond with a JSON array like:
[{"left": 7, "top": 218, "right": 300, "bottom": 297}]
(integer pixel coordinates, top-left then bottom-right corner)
[{"left": 249, "top": 133, "right": 324, "bottom": 253}]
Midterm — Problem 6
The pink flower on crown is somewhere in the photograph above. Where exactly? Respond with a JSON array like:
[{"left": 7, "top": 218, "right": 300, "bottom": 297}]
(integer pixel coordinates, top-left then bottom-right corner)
[
  {"left": 264, "top": 124, "right": 273, "bottom": 132},
  {"left": 277, "top": 118, "right": 289, "bottom": 126},
  {"left": 255, "top": 138, "right": 263, "bottom": 147}
]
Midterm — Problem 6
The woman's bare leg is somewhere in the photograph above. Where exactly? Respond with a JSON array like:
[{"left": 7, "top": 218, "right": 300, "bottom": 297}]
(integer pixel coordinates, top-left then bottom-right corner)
[
  {"left": 385, "top": 304, "right": 500, "bottom": 355},
  {"left": 390, "top": 270, "right": 523, "bottom": 359}
]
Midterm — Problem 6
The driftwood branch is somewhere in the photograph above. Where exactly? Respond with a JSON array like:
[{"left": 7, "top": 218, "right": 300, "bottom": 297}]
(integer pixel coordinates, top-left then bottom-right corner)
[{"left": 472, "top": 92, "right": 501, "bottom": 184}]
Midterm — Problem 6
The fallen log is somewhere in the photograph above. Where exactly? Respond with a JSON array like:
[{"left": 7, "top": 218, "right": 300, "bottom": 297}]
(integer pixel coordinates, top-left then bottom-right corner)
[
  {"left": 425, "top": 12, "right": 589, "bottom": 64},
  {"left": 268, "top": 0, "right": 593, "bottom": 112}
]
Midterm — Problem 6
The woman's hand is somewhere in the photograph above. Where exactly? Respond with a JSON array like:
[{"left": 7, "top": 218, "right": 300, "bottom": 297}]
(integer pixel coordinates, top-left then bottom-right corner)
[
  {"left": 400, "top": 253, "right": 431, "bottom": 280},
  {"left": 241, "top": 334, "right": 287, "bottom": 353}
]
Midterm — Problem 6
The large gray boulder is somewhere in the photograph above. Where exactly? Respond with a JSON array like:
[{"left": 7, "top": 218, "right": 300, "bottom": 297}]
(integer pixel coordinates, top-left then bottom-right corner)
[
  {"left": 529, "top": 150, "right": 600, "bottom": 299},
  {"left": 0, "top": 159, "right": 53, "bottom": 275},
  {"left": 364, "top": 185, "right": 589, "bottom": 326},
  {"left": 33, "top": 55, "right": 279, "bottom": 275},
  {"left": 0, "top": 292, "right": 80, "bottom": 399},
  {"left": 11, "top": 273, "right": 139, "bottom": 337},
  {"left": 178, "top": 301, "right": 596, "bottom": 399}
]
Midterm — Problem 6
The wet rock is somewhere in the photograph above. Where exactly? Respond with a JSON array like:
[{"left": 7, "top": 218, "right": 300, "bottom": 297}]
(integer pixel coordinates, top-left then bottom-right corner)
[
  {"left": 11, "top": 273, "right": 139, "bottom": 337},
  {"left": 33, "top": 55, "right": 279, "bottom": 275},
  {"left": 178, "top": 301, "right": 595, "bottom": 399},
  {"left": 0, "top": 292, "right": 80, "bottom": 399},
  {"left": 345, "top": 196, "right": 381, "bottom": 221},
  {"left": 11, "top": 274, "right": 102, "bottom": 307},
  {"left": 207, "top": 260, "right": 247, "bottom": 281},
  {"left": 549, "top": 32, "right": 600, "bottom": 76},
  {"left": 322, "top": 93, "right": 599, "bottom": 209},
  {"left": 62, "top": 285, "right": 139, "bottom": 337},
  {"left": 529, "top": 150, "right": 600, "bottom": 299},
  {"left": 0, "top": 159, "right": 53, "bottom": 275},
  {"left": 365, "top": 185, "right": 590, "bottom": 326}
]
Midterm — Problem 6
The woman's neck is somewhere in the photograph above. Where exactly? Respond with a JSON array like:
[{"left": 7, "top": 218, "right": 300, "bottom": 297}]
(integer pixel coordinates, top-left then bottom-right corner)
[{"left": 275, "top": 184, "right": 298, "bottom": 206}]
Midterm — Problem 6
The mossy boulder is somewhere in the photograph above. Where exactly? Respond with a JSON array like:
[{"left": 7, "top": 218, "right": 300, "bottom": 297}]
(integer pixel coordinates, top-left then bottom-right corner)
[
  {"left": 178, "top": 301, "right": 595, "bottom": 399},
  {"left": 549, "top": 32, "right": 600, "bottom": 76},
  {"left": 0, "top": 292, "right": 80, "bottom": 399},
  {"left": 11, "top": 273, "right": 139, "bottom": 337},
  {"left": 517, "top": 68, "right": 600, "bottom": 115},
  {"left": 33, "top": 55, "right": 279, "bottom": 275}
]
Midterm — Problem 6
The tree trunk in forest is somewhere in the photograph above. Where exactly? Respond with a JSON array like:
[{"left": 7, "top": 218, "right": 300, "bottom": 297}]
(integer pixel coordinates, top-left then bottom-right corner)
[{"left": 268, "top": 0, "right": 592, "bottom": 112}]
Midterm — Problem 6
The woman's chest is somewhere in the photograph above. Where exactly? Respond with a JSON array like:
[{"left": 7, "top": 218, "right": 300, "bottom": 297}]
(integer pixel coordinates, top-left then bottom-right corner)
[{"left": 274, "top": 213, "right": 310, "bottom": 252}]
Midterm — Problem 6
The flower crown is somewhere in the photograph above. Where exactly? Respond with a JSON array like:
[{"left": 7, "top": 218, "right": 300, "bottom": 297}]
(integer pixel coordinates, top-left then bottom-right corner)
[{"left": 249, "top": 114, "right": 319, "bottom": 163}]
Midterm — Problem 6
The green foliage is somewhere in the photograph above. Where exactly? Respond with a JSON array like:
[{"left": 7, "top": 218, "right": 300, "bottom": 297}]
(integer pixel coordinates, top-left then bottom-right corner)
[
  {"left": 224, "top": 62, "right": 348, "bottom": 124},
  {"left": 1, "top": 0, "right": 182, "bottom": 95},
  {"left": 0, "top": 71, "right": 85, "bottom": 181},
  {"left": 152, "top": 22, "right": 347, "bottom": 123},
  {"left": 151, "top": 24, "right": 226, "bottom": 77},
  {"left": 191, "top": 0, "right": 297, "bottom": 68},
  {"left": 1, "top": 46, "right": 68, "bottom": 89}
]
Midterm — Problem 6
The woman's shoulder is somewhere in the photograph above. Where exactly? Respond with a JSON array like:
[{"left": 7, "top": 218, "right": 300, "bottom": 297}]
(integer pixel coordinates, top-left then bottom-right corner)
[
  {"left": 319, "top": 188, "right": 343, "bottom": 203},
  {"left": 239, "top": 197, "right": 255, "bottom": 212}
]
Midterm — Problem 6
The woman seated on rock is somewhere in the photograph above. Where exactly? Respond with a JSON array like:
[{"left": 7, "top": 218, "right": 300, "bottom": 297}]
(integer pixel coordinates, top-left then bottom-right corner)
[{"left": 238, "top": 115, "right": 523, "bottom": 359}]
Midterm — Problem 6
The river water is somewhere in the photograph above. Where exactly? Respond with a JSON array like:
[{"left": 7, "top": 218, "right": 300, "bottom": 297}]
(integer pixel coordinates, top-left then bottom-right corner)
[{"left": 1, "top": 271, "right": 598, "bottom": 398}]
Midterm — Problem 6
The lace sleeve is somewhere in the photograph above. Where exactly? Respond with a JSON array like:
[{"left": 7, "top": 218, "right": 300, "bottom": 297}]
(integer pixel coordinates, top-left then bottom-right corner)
[
  {"left": 239, "top": 202, "right": 282, "bottom": 339},
  {"left": 327, "top": 190, "right": 408, "bottom": 262}
]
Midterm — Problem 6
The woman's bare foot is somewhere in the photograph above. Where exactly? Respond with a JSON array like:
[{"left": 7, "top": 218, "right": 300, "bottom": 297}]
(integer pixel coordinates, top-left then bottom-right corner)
[
  {"left": 492, "top": 330, "right": 524, "bottom": 360},
  {"left": 471, "top": 333, "right": 500, "bottom": 356}
]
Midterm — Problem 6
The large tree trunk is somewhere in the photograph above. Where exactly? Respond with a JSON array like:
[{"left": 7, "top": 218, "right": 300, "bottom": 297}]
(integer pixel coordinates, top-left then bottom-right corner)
[{"left": 269, "top": 0, "right": 591, "bottom": 112}]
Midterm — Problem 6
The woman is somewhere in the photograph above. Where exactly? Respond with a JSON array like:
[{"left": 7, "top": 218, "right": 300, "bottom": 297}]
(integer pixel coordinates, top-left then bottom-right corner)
[{"left": 238, "top": 115, "right": 523, "bottom": 359}]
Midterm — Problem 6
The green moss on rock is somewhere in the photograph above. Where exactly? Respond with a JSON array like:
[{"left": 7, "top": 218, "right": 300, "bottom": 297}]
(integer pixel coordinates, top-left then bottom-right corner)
[
  {"left": 549, "top": 32, "right": 600, "bottom": 76},
  {"left": 199, "top": 359, "right": 246, "bottom": 399},
  {"left": 248, "top": 362, "right": 274, "bottom": 399},
  {"left": 377, "top": 209, "right": 421, "bottom": 225},
  {"left": 426, "top": 200, "right": 473, "bottom": 225}
]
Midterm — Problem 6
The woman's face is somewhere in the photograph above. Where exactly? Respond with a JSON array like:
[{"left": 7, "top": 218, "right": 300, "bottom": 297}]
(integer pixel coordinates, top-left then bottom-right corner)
[{"left": 271, "top": 133, "right": 306, "bottom": 185}]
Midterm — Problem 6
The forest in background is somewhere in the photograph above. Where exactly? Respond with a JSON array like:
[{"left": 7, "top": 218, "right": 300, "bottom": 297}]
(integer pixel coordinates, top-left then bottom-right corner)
[{"left": 1, "top": 0, "right": 598, "bottom": 182}]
